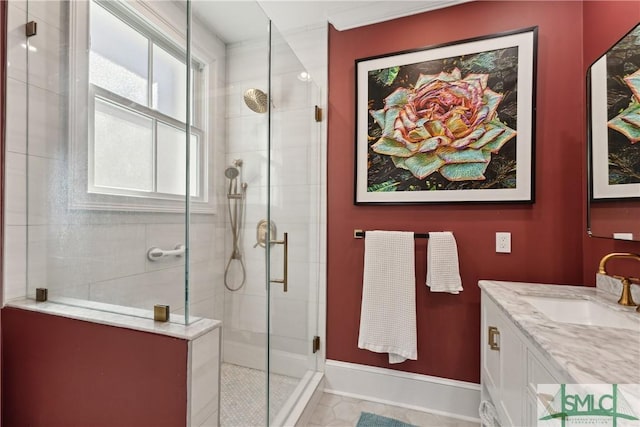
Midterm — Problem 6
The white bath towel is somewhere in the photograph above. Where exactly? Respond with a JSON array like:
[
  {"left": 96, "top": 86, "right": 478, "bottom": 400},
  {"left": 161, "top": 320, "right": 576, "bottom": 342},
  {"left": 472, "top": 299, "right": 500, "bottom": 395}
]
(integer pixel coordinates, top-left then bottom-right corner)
[
  {"left": 426, "top": 232, "right": 463, "bottom": 294},
  {"left": 358, "top": 231, "right": 417, "bottom": 364}
]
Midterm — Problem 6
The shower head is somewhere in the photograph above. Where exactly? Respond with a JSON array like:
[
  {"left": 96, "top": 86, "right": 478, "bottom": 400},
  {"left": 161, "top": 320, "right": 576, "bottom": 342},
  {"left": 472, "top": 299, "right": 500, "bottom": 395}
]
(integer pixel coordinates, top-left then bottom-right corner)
[
  {"left": 225, "top": 166, "right": 244, "bottom": 197},
  {"left": 225, "top": 166, "right": 239, "bottom": 180},
  {"left": 243, "top": 88, "right": 268, "bottom": 114}
]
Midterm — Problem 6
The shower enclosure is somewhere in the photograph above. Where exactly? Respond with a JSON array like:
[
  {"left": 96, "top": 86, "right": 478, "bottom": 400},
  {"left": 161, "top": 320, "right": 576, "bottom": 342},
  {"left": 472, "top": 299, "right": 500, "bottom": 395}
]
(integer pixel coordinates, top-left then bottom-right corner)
[{"left": 3, "top": 0, "right": 323, "bottom": 425}]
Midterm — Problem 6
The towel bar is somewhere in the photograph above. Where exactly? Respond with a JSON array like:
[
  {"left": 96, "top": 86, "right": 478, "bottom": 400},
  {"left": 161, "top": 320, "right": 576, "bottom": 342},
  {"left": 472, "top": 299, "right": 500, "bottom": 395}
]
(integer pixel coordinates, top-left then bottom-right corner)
[{"left": 353, "top": 229, "right": 430, "bottom": 239}]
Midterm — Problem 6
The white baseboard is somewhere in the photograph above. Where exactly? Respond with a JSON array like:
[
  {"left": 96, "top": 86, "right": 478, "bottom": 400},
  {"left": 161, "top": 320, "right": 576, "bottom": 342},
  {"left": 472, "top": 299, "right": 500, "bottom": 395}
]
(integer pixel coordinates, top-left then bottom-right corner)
[
  {"left": 223, "top": 339, "right": 308, "bottom": 378},
  {"left": 324, "top": 360, "right": 481, "bottom": 422}
]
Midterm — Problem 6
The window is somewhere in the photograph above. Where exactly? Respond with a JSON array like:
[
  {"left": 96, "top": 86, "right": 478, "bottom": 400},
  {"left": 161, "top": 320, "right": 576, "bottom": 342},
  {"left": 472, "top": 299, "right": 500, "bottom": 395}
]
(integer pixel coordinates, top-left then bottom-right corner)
[{"left": 69, "top": 1, "right": 214, "bottom": 212}]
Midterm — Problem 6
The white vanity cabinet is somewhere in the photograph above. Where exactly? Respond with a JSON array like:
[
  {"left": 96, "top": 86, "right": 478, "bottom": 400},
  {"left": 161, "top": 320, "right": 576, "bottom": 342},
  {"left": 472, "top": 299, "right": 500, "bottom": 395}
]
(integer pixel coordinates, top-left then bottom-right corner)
[
  {"left": 480, "top": 280, "right": 640, "bottom": 427},
  {"left": 481, "top": 291, "right": 566, "bottom": 426}
]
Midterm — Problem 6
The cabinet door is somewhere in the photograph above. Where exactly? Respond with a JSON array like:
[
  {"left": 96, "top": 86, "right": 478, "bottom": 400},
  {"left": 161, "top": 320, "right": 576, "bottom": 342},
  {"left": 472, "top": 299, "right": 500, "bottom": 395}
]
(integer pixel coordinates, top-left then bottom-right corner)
[
  {"left": 528, "top": 348, "right": 559, "bottom": 391},
  {"left": 499, "top": 320, "right": 524, "bottom": 427},
  {"left": 481, "top": 293, "right": 526, "bottom": 427},
  {"left": 525, "top": 388, "right": 538, "bottom": 426},
  {"left": 481, "top": 293, "right": 501, "bottom": 403},
  {"left": 527, "top": 347, "right": 561, "bottom": 425}
]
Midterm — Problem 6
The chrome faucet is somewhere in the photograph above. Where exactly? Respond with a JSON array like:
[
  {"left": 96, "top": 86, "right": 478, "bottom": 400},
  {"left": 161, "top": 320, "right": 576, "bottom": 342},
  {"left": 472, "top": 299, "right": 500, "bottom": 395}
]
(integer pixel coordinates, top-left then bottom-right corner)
[{"left": 598, "top": 252, "right": 640, "bottom": 309}]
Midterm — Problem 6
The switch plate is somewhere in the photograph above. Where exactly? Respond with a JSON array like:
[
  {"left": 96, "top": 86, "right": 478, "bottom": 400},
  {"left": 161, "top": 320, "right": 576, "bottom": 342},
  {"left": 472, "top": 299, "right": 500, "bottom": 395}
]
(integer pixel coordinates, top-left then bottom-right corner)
[{"left": 496, "top": 232, "right": 511, "bottom": 253}]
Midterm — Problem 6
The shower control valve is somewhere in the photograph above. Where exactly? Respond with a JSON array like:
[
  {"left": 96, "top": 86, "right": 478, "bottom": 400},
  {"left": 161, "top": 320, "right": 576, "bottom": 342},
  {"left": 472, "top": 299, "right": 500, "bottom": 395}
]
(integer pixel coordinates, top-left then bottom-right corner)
[{"left": 255, "top": 219, "right": 277, "bottom": 248}]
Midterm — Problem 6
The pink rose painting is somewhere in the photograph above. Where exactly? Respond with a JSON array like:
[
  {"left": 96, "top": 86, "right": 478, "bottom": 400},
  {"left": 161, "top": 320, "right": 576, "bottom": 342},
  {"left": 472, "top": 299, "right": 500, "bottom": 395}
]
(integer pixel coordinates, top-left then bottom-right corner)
[
  {"left": 356, "top": 27, "right": 537, "bottom": 203},
  {"left": 365, "top": 48, "right": 521, "bottom": 193},
  {"left": 370, "top": 67, "right": 516, "bottom": 183}
]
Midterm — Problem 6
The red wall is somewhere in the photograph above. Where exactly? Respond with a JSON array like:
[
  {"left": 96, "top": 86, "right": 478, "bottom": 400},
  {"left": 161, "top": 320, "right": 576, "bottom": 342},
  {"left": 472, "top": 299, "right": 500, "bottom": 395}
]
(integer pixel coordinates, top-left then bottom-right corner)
[
  {"left": 1, "top": 308, "right": 188, "bottom": 427},
  {"left": 328, "top": 1, "right": 587, "bottom": 383},
  {"left": 581, "top": 1, "right": 640, "bottom": 282}
]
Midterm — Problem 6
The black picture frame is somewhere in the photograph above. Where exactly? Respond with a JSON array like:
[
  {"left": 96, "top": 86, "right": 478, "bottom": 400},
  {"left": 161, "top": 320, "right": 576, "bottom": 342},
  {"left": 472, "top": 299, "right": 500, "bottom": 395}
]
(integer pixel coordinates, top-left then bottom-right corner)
[{"left": 355, "top": 27, "right": 538, "bottom": 205}]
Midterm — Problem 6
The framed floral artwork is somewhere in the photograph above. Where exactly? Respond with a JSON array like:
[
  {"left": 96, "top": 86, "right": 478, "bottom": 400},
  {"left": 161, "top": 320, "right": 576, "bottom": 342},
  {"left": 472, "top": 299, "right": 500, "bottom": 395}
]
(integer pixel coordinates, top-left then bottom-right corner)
[
  {"left": 355, "top": 27, "right": 538, "bottom": 204},
  {"left": 589, "top": 22, "right": 640, "bottom": 201}
]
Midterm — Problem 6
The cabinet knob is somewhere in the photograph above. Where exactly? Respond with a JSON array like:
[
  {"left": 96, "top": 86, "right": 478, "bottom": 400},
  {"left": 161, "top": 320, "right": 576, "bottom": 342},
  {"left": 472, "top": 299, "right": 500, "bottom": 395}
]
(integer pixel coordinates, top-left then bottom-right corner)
[{"left": 488, "top": 326, "right": 500, "bottom": 351}]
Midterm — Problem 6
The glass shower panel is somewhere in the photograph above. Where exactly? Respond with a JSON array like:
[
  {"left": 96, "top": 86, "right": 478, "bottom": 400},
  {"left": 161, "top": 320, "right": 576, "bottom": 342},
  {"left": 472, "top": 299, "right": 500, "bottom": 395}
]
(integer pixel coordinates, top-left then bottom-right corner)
[
  {"left": 267, "top": 22, "right": 321, "bottom": 424},
  {"left": 189, "top": 1, "right": 271, "bottom": 426},
  {"left": 22, "top": 0, "right": 190, "bottom": 324}
]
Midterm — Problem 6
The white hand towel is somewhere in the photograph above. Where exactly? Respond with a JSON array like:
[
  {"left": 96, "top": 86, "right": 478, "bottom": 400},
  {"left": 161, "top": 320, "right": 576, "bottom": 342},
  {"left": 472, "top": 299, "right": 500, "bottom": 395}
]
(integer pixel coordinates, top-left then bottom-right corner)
[
  {"left": 426, "top": 232, "right": 463, "bottom": 294},
  {"left": 358, "top": 231, "right": 417, "bottom": 364}
]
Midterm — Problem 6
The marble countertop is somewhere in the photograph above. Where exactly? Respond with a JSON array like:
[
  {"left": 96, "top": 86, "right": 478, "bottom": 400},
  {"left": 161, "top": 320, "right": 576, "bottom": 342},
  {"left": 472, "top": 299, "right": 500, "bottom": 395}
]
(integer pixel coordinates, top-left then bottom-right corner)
[
  {"left": 479, "top": 280, "right": 640, "bottom": 386},
  {"left": 7, "top": 297, "right": 221, "bottom": 341}
]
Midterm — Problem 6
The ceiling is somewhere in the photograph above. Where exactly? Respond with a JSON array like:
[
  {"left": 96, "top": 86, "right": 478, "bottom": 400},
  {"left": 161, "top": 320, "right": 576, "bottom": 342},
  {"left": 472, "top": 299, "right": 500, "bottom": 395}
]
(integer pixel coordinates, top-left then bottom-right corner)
[{"left": 192, "top": 0, "right": 470, "bottom": 44}]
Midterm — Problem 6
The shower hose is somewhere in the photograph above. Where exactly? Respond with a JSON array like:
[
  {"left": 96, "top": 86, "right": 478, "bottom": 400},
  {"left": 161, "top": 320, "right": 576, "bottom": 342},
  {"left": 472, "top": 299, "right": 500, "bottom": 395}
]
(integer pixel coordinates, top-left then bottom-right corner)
[{"left": 224, "top": 190, "right": 246, "bottom": 291}]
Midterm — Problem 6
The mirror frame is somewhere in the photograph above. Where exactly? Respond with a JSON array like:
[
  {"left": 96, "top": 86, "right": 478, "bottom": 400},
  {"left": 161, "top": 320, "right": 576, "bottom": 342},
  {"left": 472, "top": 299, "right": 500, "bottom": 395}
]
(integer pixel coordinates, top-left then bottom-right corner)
[{"left": 587, "top": 22, "right": 640, "bottom": 241}]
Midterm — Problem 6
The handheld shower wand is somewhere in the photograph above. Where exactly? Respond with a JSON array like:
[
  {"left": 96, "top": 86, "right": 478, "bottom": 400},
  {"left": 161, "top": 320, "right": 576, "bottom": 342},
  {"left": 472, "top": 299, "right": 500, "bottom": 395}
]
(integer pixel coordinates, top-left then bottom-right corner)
[
  {"left": 224, "top": 166, "right": 239, "bottom": 196},
  {"left": 224, "top": 160, "right": 247, "bottom": 291}
]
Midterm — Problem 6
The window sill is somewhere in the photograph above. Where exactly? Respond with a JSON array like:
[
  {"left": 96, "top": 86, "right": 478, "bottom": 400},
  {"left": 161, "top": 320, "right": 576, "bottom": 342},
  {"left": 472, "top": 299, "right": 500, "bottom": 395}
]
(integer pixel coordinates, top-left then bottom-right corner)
[{"left": 69, "top": 194, "right": 217, "bottom": 214}]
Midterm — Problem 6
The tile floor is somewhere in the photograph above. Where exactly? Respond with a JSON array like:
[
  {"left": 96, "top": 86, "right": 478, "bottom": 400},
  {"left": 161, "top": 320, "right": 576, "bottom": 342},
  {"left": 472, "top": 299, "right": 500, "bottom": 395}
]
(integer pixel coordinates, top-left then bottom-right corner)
[
  {"left": 307, "top": 393, "right": 481, "bottom": 427},
  {"left": 220, "top": 363, "right": 300, "bottom": 426}
]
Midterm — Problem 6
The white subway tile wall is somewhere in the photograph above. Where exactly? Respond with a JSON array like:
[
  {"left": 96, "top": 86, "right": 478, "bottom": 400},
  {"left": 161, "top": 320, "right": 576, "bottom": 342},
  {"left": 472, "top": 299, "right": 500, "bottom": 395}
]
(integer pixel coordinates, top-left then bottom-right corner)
[{"left": 191, "top": 328, "right": 221, "bottom": 426}]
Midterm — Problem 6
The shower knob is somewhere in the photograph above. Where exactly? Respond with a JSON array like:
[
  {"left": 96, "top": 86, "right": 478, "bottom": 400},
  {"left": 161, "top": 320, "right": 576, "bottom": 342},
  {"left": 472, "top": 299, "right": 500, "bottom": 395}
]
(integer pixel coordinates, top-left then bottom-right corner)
[{"left": 254, "top": 219, "right": 276, "bottom": 248}]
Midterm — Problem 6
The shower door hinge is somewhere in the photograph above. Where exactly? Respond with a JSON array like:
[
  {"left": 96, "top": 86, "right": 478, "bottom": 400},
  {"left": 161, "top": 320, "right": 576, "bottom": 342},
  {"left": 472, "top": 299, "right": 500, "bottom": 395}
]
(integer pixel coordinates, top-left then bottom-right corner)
[
  {"left": 314, "top": 106, "right": 323, "bottom": 122},
  {"left": 312, "top": 336, "right": 321, "bottom": 353},
  {"left": 25, "top": 21, "right": 37, "bottom": 37}
]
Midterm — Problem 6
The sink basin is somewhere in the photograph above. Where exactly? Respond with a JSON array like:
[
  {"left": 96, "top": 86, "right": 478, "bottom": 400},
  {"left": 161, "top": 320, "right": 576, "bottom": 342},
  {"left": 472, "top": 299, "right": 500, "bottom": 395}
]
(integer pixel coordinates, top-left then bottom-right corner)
[{"left": 521, "top": 295, "right": 639, "bottom": 331}]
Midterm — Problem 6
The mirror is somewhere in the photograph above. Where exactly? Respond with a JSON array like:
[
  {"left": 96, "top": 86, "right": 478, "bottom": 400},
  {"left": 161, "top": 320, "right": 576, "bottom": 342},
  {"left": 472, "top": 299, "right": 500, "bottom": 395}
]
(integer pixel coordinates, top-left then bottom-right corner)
[{"left": 588, "top": 22, "right": 640, "bottom": 241}]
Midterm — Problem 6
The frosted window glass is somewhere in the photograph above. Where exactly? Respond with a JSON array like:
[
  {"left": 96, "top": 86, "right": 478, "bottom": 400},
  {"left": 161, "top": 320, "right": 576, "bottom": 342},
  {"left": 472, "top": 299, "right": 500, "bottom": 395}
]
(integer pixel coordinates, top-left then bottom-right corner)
[
  {"left": 152, "top": 46, "right": 187, "bottom": 121},
  {"left": 157, "top": 123, "right": 198, "bottom": 196},
  {"left": 90, "top": 3, "right": 149, "bottom": 105},
  {"left": 94, "top": 98, "right": 153, "bottom": 191}
]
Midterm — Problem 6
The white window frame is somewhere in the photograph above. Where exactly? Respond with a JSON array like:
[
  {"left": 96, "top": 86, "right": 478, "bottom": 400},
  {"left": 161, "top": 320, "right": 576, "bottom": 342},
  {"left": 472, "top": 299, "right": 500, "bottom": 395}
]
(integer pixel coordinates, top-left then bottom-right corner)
[{"left": 69, "top": 0, "right": 217, "bottom": 213}]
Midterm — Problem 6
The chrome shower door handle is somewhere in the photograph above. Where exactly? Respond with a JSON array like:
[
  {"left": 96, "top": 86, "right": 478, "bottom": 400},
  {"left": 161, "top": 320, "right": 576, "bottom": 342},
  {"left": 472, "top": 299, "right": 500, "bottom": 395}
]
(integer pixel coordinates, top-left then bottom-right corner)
[{"left": 269, "top": 232, "right": 288, "bottom": 292}]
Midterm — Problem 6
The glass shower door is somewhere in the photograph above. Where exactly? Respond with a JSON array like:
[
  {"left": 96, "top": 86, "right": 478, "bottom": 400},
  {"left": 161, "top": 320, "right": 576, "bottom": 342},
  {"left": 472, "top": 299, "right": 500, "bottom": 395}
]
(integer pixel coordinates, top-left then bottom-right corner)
[{"left": 267, "top": 22, "right": 321, "bottom": 424}]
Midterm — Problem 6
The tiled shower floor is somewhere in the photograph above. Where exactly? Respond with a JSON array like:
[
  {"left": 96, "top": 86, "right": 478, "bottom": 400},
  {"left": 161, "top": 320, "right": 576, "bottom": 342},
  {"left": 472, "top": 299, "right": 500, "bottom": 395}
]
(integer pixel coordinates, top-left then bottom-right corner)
[{"left": 220, "top": 363, "right": 299, "bottom": 426}]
